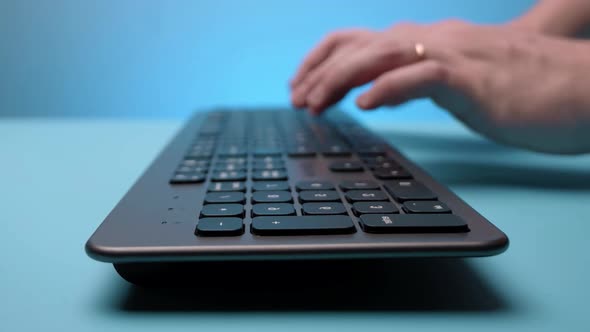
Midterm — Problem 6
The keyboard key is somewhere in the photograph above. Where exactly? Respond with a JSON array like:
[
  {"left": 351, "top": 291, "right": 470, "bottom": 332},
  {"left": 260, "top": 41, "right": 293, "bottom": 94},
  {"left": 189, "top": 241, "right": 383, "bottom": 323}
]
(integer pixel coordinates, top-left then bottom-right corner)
[
  {"left": 252, "top": 191, "right": 293, "bottom": 203},
  {"left": 211, "top": 171, "right": 247, "bottom": 181},
  {"left": 329, "top": 161, "right": 364, "bottom": 172},
  {"left": 253, "top": 160, "right": 285, "bottom": 168},
  {"left": 181, "top": 159, "right": 209, "bottom": 167},
  {"left": 204, "top": 192, "right": 246, "bottom": 204},
  {"left": 177, "top": 166, "right": 209, "bottom": 173},
  {"left": 252, "top": 181, "right": 290, "bottom": 191},
  {"left": 359, "top": 214, "right": 468, "bottom": 233},
  {"left": 214, "top": 164, "right": 246, "bottom": 172},
  {"left": 252, "top": 203, "right": 296, "bottom": 216},
  {"left": 403, "top": 201, "right": 451, "bottom": 214},
  {"left": 253, "top": 148, "right": 283, "bottom": 157},
  {"left": 345, "top": 190, "right": 389, "bottom": 202},
  {"left": 217, "top": 157, "right": 247, "bottom": 164},
  {"left": 367, "top": 161, "right": 400, "bottom": 170},
  {"left": 352, "top": 202, "right": 399, "bottom": 216},
  {"left": 254, "top": 156, "right": 283, "bottom": 163},
  {"left": 357, "top": 145, "right": 387, "bottom": 156},
  {"left": 287, "top": 146, "right": 317, "bottom": 157},
  {"left": 296, "top": 181, "right": 335, "bottom": 191},
  {"left": 217, "top": 148, "right": 247, "bottom": 157},
  {"left": 208, "top": 181, "right": 246, "bottom": 192},
  {"left": 251, "top": 216, "right": 356, "bottom": 235},
  {"left": 340, "top": 180, "right": 380, "bottom": 191},
  {"left": 384, "top": 181, "right": 437, "bottom": 201},
  {"left": 298, "top": 190, "right": 341, "bottom": 202},
  {"left": 185, "top": 151, "right": 213, "bottom": 159},
  {"left": 252, "top": 165, "right": 285, "bottom": 171},
  {"left": 170, "top": 173, "right": 206, "bottom": 184},
  {"left": 373, "top": 168, "right": 412, "bottom": 179},
  {"left": 196, "top": 218, "right": 244, "bottom": 236},
  {"left": 200, "top": 204, "right": 244, "bottom": 218},
  {"left": 321, "top": 145, "right": 351, "bottom": 156},
  {"left": 252, "top": 170, "right": 288, "bottom": 181},
  {"left": 302, "top": 202, "right": 347, "bottom": 215}
]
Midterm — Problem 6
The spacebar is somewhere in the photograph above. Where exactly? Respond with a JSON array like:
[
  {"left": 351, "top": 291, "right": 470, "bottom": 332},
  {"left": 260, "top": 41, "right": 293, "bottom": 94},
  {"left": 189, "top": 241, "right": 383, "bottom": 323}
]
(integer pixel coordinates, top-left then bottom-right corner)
[{"left": 251, "top": 216, "right": 356, "bottom": 235}]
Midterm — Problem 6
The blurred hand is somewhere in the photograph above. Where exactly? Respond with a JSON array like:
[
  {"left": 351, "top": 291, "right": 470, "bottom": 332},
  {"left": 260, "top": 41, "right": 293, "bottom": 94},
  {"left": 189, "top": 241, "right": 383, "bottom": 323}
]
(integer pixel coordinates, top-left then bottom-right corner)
[{"left": 290, "top": 21, "right": 590, "bottom": 154}]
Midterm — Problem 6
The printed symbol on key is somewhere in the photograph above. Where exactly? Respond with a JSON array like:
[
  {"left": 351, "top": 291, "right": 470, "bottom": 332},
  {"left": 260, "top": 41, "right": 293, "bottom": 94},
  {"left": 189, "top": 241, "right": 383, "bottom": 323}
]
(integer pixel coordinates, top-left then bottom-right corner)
[
  {"left": 315, "top": 193, "right": 327, "bottom": 197},
  {"left": 362, "top": 193, "right": 376, "bottom": 197},
  {"left": 399, "top": 182, "right": 412, "bottom": 187},
  {"left": 319, "top": 206, "right": 333, "bottom": 210},
  {"left": 381, "top": 216, "right": 393, "bottom": 224},
  {"left": 268, "top": 207, "right": 280, "bottom": 211},
  {"left": 370, "top": 205, "right": 383, "bottom": 209}
]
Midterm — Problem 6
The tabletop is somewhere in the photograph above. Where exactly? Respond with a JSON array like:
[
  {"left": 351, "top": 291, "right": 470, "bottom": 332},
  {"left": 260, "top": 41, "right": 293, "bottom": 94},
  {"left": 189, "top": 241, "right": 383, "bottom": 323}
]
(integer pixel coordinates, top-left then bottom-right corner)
[{"left": 1, "top": 117, "right": 589, "bottom": 331}]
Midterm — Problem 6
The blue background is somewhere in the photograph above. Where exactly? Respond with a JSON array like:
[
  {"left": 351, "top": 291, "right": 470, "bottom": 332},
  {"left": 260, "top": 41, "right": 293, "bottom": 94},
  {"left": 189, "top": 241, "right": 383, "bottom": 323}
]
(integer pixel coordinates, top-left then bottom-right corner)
[{"left": 0, "top": 0, "right": 535, "bottom": 119}]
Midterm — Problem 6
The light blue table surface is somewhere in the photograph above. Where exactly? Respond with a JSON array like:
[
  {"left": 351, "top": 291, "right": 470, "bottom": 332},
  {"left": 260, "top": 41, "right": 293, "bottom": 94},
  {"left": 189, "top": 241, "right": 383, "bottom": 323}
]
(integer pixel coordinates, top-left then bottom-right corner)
[{"left": 2, "top": 117, "right": 590, "bottom": 331}]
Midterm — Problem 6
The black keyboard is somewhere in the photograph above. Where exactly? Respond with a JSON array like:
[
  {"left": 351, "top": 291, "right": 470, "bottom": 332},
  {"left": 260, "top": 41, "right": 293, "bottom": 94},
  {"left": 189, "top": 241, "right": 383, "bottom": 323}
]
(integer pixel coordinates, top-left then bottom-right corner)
[{"left": 86, "top": 108, "right": 508, "bottom": 282}]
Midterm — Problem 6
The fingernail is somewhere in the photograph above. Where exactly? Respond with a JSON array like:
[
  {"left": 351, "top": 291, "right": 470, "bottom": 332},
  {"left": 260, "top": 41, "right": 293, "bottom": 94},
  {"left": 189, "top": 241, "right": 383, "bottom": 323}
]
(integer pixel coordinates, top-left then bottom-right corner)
[{"left": 357, "top": 95, "right": 371, "bottom": 109}]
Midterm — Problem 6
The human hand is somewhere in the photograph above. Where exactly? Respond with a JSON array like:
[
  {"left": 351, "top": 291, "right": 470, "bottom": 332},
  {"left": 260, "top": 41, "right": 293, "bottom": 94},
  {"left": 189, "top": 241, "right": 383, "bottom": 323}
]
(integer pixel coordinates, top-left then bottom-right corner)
[{"left": 290, "top": 21, "right": 590, "bottom": 154}]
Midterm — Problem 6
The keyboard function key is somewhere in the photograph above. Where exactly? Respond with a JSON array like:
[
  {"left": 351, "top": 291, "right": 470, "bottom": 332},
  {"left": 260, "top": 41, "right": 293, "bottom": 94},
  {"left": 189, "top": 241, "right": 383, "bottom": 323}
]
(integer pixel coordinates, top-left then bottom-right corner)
[
  {"left": 302, "top": 202, "right": 347, "bottom": 215},
  {"left": 252, "top": 191, "right": 293, "bottom": 203},
  {"left": 196, "top": 218, "right": 244, "bottom": 236},
  {"left": 252, "top": 203, "right": 296, "bottom": 216},
  {"left": 345, "top": 190, "right": 389, "bottom": 202},
  {"left": 403, "top": 201, "right": 451, "bottom": 214},
  {"left": 298, "top": 190, "right": 341, "bottom": 202},
  {"left": 352, "top": 202, "right": 399, "bottom": 216},
  {"left": 200, "top": 204, "right": 244, "bottom": 218}
]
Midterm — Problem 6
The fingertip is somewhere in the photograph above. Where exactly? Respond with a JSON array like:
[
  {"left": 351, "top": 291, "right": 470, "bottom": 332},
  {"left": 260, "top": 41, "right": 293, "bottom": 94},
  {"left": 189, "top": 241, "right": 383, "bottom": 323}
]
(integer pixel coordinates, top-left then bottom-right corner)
[{"left": 356, "top": 94, "right": 375, "bottom": 110}]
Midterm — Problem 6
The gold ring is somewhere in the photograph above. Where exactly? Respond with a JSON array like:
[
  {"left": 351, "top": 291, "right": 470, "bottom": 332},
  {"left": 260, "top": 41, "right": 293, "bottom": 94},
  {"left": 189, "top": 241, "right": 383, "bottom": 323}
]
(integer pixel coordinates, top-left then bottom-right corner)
[{"left": 415, "top": 43, "right": 426, "bottom": 59}]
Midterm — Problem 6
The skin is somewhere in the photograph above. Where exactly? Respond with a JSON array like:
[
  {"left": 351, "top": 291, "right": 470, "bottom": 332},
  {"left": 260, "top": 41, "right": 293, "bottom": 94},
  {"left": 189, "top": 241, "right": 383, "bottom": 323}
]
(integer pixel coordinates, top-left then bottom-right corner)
[{"left": 290, "top": 3, "right": 590, "bottom": 154}]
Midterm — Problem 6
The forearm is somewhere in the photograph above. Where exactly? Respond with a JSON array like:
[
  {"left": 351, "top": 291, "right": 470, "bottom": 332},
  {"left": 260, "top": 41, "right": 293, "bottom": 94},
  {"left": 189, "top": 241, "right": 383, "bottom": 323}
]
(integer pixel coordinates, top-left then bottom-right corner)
[{"left": 509, "top": 0, "right": 590, "bottom": 37}]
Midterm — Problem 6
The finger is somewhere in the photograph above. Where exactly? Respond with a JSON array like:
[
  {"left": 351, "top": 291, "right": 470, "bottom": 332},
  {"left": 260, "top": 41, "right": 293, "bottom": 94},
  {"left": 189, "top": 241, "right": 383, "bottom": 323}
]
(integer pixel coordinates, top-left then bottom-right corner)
[
  {"left": 290, "top": 30, "right": 371, "bottom": 89},
  {"left": 306, "top": 40, "right": 423, "bottom": 114},
  {"left": 291, "top": 45, "right": 357, "bottom": 109},
  {"left": 356, "top": 60, "right": 449, "bottom": 109}
]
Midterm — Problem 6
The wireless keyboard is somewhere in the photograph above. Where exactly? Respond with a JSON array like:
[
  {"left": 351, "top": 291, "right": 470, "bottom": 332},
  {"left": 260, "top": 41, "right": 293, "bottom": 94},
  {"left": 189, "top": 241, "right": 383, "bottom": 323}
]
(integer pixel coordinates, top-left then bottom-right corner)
[{"left": 86, "top": 108, "right": 508, "bottom": 282}]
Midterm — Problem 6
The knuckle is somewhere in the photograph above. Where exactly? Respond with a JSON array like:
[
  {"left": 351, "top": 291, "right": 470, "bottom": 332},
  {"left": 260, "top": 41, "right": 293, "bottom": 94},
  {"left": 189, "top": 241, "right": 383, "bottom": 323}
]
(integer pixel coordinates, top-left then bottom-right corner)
[{"left": 427, "top": 61, "right": 449, "bottom": 83}]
